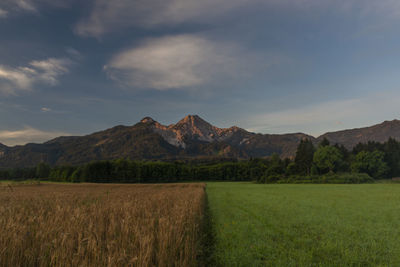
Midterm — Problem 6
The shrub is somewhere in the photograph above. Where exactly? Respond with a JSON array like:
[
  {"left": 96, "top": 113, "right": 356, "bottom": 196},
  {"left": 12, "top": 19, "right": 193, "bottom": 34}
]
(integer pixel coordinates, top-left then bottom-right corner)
[{"left": 260, "top": 173, "right": 374, "bottom": 184}]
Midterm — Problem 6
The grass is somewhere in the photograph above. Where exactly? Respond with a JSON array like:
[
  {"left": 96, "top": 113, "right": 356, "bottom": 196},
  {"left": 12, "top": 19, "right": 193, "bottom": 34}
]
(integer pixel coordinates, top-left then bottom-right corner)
[
  {"left": 0, "top": 179, "right": 41, "bottom": 185},
  {"left": 0, "top": 183, "right": 206, "bottom": 267},
  {"left": 207, "top": 182, "right": 400, "bottom": 266}
]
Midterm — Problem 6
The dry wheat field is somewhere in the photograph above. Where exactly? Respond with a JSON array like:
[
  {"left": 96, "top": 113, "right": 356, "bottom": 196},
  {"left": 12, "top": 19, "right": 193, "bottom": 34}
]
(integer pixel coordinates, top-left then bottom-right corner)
[{"left": 0, "top": 183, "right": 206, "bottom": 267}]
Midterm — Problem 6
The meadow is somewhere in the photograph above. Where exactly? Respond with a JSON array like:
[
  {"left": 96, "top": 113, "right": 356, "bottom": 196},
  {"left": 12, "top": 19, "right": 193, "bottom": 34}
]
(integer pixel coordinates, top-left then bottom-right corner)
[
  {"left": 207, "top": 182, "right": 400, "bottom": 266},
  {"left": 0, "top": 183, "right": 206, "bottom": 267}
]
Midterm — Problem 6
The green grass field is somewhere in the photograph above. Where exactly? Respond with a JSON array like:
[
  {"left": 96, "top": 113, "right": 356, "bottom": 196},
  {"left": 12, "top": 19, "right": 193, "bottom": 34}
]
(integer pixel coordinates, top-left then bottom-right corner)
[{"left": 207, "top": 182, "right": 400, "bottom": 266}]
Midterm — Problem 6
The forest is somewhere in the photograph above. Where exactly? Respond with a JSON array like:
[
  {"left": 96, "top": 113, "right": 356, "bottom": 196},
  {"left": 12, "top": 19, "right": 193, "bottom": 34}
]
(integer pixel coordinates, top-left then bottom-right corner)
[{"left": 1, "top": 138, "right": 399, "bottom": 184}]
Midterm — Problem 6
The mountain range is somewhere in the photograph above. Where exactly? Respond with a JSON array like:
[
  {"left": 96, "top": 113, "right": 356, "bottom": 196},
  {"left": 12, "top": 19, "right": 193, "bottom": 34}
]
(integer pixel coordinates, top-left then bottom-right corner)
[{"left": 0, "top": 115, "right": 399, "bottom": 168}]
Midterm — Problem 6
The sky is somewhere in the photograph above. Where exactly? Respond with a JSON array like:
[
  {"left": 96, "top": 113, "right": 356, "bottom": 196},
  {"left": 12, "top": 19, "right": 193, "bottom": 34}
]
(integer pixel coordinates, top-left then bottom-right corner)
[{"left": 1, "top": 0, "right": 400, "bottom": 146}]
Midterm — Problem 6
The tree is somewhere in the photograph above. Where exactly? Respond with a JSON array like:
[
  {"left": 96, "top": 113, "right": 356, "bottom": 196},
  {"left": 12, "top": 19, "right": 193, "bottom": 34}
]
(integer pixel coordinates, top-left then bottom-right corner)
[
  {"left": 351, "top": 150, "right": 388, "bottom": 179},
  {"left": 295, "top": 139, "right": 315, "bottom": 175},
  {"left": 334, "top": 144, "right": 350, "bottom": 172},
  {"left": 353, "top": 141, "right": 383, "bottom": 154},
  {"left": 35, "top": 162, "right": 50, "bottom": 179},
  {"left": 319, "top": 137, "right": 330, "bottom": 148},
  {"left": 265, "top": 153, "right": 285, "bottom": 177},
  {"left": 313, "top": 146, "right": 344, "bottom": 174},
  {"left": 384, "top": 138, "right": 400, "bottom": 177},
  {"left": 286, "top": 162, "right": 298, "bottom": 176}
]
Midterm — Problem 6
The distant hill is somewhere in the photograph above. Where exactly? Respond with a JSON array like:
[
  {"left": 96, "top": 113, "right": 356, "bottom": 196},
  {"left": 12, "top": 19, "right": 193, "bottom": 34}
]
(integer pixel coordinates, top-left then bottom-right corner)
[
  {"left": 318, "top": 120, "right": 400, "bottom": 149},
  {"left": 0, "top": 115, "right": 399, "bottom": 168}
]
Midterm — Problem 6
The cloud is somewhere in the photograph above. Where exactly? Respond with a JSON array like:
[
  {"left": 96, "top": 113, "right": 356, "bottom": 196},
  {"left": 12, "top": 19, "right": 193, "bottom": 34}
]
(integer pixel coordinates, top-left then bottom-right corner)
[
  {"left": 15, "top": 0, "right": 37, "bottom": 12},
  {"left": 0, "top": 127, "right": 71, "bottom": 146},
  {"left": 66, "top": 48, "right": 82, "bottom": 59},
  {"left": 0, "top": 58, "right": 72, "bottom": 95},
  {"left": 75, "top": 0, "right": 400, "bottom": 37},
  {"left": 104, "top": 35, "right": 260, "bottom": 90},
  {"left": 0, "top": 0, "right": 74, "bottom": 16},
  {"left": 1, "top": 0, "right": 38, "bottom": 13},
  {"left": 244, "top": 91, "right": 400, "bottom": 136},
  {"left": 0, "top": 8, "right": 8, "bottom": 18},
  {"left": 75, "top": 0, "right": 250, "bottom": 37},
  {"left": 29, "top": 58, "right": 71, "bottom": 85}
]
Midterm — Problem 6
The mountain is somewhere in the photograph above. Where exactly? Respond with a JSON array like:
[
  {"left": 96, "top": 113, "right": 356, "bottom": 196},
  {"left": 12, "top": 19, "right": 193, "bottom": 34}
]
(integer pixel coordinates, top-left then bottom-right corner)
[
  {"left": 0, "top": 115, "right": 311, "bottom": 168},
  {"left": 318, "top": 120, "right": 400, "bottom": 149},
  {"left": 0, "top": 116, "right": 399, "bottom": 168},
  {"left": 145, "top": 115, "right": 252, "bottom": 148}
]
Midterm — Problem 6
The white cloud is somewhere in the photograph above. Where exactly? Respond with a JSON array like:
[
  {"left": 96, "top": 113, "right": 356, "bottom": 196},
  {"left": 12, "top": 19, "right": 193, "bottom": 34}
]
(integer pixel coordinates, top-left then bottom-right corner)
[
  {"left": 0, "top": 0, "right": 38, "bottom": 13},
  {"left": 0, "top": 8, "right": 8, "bottom": 18},
  {"left": 0, "top": 0, "right": 74, "bottom": 16},
  {"left": 66, "top": 48, "right": 82, "bottom": 59},
  {"left": 75, "top": 0, "right": 250, "bottom": 37},
  {"left": 14, "top": 0, "right": 37, "bottom": 12},
  {"left": 105, "top": 35, "right": 259, "bottom": 90},
  {"left": 244, "top": 91, "right": 400, "bottom": 137},
  {"left": 75, "top": 0, "right": 400, "bottom": 37},
  {"left": 0, "top": 58, "right": 71, "bottom": 95},
  {"left": 30, "top": 58, "right": 71, "bottom": 85},
  {"left": 0, "top": 127, "right": 71, "bottom": 146}
]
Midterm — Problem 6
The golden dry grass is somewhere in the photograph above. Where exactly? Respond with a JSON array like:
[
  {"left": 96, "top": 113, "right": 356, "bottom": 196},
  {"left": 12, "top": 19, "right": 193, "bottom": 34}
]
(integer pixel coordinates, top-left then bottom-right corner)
[{"left": 0, "top": 183, "right": 206, "bottom": 267}]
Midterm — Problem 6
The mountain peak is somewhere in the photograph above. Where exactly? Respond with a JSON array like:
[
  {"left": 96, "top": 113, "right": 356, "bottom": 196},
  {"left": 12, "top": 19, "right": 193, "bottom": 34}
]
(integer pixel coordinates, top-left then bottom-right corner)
[
  {"left": 177, "top": 114, "right": 207, "bottom": 125},
  {"left": 170, "top": 114, "right": 225, "bottom": 143},
  {"left": 140, "top": 117, "right": 157, "bottom": 124},
  {"left": 175, "top": 114, "right": 216, "bottom": 132}
]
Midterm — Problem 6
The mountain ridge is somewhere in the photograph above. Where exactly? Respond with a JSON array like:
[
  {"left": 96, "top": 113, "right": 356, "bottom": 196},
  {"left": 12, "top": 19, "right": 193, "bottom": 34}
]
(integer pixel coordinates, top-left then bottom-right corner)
[
  {"left": 317, "top": 119, "right": 400, "bottom": 149},
  {"left": 0, "top": 115, "right": 399, "bottom": 168}
]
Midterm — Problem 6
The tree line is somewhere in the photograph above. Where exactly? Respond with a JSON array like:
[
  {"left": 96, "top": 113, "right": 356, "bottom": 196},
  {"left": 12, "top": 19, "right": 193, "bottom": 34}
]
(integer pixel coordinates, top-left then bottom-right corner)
[
  {"left": 1, "top": 138, "right": 400, "bottom": 183},
  {"left": 0, "top": 159, "right": 263, "bottom": 183},
  {"left": 259, "top": 137, "right": 397, "bottom": 183}
]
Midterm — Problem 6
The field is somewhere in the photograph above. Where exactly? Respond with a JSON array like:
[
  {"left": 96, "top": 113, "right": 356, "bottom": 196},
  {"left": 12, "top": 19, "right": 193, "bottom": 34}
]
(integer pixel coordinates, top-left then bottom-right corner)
[
  {"left": 207, "top": 182, "right": 400, "bottom": 266},
  {"left": 0, "top": 183, "right": 206, "bottom": 267},
  {"left": 2, "top": 182, "right": 400, "bottom": 266}
]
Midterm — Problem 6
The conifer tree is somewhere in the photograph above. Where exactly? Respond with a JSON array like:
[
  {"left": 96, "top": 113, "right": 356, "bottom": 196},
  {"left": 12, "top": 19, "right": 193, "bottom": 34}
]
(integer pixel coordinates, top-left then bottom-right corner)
[{"left": 295, "top": 139, "right": 315, "bottom": 175}]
